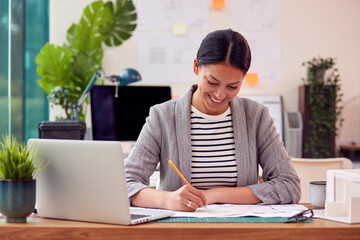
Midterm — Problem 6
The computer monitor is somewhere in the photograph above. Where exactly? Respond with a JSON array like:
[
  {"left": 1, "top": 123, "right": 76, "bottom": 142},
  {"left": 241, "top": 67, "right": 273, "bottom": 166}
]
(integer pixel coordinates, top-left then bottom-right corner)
[{"left": 90, "top": 85, "right": 171, "bottom": 141}]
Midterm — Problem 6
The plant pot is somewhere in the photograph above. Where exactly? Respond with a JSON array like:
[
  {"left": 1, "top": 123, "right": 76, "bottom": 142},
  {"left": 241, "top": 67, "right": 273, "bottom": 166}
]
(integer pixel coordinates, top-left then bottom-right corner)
[
  {"left": 307, "top": 67, "right": 326, "bottom": 83},
  {"left": 38, "top": 121, "right": 86, "bottom": 140},
  {"left": 0, "top": 179, "right": 36, "bottom": 223}
]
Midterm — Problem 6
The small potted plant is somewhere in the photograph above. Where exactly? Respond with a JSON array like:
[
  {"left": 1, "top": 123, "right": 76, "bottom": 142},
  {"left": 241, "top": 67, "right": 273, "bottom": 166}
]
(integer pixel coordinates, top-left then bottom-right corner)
[
  {"left": 299, "top": 57, "right": 344, "bottom": 158},
  {"left": 0, "top": 135, "right": 47, "bottom": 223},
  {"left": 35, "top": 0, "right": 137, "bottom": 140},
  {"left": 36, "top": 0, "right": 137, "bottom": 122}
]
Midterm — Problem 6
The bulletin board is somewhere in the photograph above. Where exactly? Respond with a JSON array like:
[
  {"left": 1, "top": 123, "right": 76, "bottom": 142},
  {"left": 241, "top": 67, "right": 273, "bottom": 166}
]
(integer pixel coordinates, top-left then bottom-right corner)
[{"left": 136, "top": 0, "right": 281, "bottom": 84}]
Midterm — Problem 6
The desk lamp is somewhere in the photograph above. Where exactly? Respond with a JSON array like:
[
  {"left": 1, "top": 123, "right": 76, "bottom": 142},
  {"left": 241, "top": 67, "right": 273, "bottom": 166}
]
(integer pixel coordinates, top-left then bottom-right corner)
[{"left": 71, "top": 68, "right": 142, "bottom": 121}]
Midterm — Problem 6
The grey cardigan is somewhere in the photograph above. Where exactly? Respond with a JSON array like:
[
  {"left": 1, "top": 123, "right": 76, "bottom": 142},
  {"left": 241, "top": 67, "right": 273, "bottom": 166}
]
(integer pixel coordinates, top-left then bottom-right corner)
[{"left": 125, "top": 86, "right": 301, "bottom": 204}]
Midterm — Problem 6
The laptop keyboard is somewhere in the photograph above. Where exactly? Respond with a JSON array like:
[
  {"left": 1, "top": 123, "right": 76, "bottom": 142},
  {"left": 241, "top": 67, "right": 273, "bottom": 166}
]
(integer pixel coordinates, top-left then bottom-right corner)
[{"left": 131, "top": 214, "right": 151, "bottom": 220}]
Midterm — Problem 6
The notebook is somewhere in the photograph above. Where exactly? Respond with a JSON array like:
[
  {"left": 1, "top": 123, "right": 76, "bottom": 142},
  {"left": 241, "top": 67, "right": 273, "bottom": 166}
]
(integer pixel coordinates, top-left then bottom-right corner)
[{"left": 27, "top": 138, "right": 174, "bottom": 225}]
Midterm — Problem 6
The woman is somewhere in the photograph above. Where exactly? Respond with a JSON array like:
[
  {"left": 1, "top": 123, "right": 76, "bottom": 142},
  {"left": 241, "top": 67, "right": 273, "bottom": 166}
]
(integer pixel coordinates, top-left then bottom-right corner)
[{"left": 125, "top": 29, "right": 301, "bottom": 212}]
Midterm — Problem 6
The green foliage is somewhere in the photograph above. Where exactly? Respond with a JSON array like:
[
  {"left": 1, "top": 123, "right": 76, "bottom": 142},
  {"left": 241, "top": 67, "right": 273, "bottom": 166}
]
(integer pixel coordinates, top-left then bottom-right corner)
[
  {"left": 48, "top": 86, "right": 80, "bottom": 121},
  {"left": 302, "top": 57, "right": 344, "bottom": 158},
  {"left": 103, "top": 0, "right": 137, "bottom": 46},
  {"left": 35, "top": 0, "right": 137, "bottom": 121},
  {"left": 36, "top": 43, "right": 75, "bottom": 95},
  {"left": 0, "top": 135, "right": 48, "bottom": 180}
]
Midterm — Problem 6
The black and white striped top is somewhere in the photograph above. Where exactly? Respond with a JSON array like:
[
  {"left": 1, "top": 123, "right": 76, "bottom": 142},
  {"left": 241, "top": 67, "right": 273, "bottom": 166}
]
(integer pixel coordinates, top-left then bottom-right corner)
[{"left": 190, "top": 106, "right": 237, "bottom": 190}]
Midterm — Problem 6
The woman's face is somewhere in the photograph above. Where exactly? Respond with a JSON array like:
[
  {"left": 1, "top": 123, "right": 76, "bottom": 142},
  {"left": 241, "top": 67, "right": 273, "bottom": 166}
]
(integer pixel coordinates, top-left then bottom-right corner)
[{"left": 192, "top": 59, "right": 245, "bottom": 115}]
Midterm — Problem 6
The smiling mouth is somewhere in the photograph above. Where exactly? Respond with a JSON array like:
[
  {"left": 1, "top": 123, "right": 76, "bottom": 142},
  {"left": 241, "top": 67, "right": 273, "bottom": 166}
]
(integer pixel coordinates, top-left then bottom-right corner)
[{"left": 210, "top": 95, "right": 223, "bottom": 103}]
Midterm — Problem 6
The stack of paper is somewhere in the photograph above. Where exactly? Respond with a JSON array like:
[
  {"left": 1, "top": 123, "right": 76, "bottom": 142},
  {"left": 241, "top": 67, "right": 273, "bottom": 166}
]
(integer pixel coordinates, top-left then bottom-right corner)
[{"left": 173, "top": 204, "right": 308, "bottom": 218}]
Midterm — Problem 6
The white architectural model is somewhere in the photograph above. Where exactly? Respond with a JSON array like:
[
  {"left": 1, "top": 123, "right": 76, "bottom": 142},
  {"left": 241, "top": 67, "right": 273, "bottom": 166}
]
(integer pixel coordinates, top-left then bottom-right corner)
[{"left": 325, "top": 169, "right": 360, "bottom": 224}]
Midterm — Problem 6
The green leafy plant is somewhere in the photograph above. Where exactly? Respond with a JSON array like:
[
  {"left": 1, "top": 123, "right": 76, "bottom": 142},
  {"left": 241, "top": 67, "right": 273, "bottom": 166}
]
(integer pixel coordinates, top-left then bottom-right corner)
[
  {"left": 0, "top": 135, "right": 48, "bottom": 180},
  {"left": 302, "top": 57, "right": 344, "bottom": 158},
  {"left": 36, "top": 0, "right": 137, "bottom": 121}
]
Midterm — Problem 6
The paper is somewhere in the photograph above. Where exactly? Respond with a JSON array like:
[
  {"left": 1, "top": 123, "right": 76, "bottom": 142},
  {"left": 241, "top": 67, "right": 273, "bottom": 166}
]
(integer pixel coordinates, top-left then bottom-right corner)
[
  {"left": 212, "top": 0, "right": 226, "bottom": 10},
  {"left": 229, "top": 0, "right": 281, "bottom": 83},
  {"left": 173, "top": 204, "right": 308, "bottom": 218},
  {"left": 242, "top": 32, "right": 281, "bottom": 83},
  {"left": 231, "top": 0, "right": 281, "bottom": 31},
  {"left": 173, "top": 23, "right": 187, "bottom": 35},
  {"left": 138, "top": 32, "right": 206, "bottom": 83},
  {"left": 137, "top": 0, "right": 208, "bottom": 30},
  {"left": 245, "top": 73, "right": 259, "bottom": 86},
  {"left": 313, "top": 209, "right": 325, "bottom": 218}
]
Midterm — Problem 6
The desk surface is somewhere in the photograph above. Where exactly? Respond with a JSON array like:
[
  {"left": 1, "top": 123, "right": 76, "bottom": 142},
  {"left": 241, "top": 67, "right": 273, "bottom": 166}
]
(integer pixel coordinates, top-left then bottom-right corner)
[{"left": 1, "top": 205, "right": 359, "bottom": 240}]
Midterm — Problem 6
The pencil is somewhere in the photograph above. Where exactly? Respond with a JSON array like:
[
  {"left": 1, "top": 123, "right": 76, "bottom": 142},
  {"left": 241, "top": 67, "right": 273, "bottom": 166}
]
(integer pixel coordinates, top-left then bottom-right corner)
[
  {"left": 167, "top": 158, "right": 207, "bottom": 209},
  {"left": 167, "top": 158, "right": 190, "bottom": 185}
]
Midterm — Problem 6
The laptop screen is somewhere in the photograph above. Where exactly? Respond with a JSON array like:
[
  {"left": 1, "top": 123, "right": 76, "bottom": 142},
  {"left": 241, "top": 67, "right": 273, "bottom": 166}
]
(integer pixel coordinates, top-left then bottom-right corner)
[{"left": 90, "top": 85, "right": 171, "bottom": 141}]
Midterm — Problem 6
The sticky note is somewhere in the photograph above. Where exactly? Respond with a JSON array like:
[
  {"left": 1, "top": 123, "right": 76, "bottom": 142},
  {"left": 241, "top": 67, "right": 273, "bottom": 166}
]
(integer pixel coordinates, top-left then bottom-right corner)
[
  {"left": 212, "top": 0, "right": 225, "bottom": 10},
  {"left": 171, "top": 94, "right": 180, "bottom": 99},
  {"left": 245, "top": 73, "right": 259, "bottom": 86},
  {"left": 173, "top": 23, "right": 187, "bottom": 35}
]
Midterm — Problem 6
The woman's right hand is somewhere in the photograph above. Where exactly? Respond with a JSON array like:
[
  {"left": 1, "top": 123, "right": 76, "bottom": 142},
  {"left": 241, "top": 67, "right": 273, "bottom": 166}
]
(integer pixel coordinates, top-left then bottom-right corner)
[{"left": 164, "top": 185, "right": 207, "bottom": 212}]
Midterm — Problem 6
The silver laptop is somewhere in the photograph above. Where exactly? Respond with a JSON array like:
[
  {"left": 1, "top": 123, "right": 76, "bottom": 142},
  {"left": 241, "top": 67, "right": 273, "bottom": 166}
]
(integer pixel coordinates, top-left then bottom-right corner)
[{"left": 28, "top": 138, "right": 174, "bottom": 225}]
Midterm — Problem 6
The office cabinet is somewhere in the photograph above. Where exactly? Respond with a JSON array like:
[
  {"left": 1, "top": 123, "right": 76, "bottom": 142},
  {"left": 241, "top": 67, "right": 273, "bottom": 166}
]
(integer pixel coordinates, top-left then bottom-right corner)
[{"left": 299, "top": 85, "right": 336, "bottom": 158}]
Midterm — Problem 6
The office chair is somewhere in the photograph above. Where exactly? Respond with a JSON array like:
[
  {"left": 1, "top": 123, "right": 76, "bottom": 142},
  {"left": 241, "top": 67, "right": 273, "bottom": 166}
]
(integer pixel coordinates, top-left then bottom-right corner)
[{"left": 291, "top": 157, "right": 353, "bottom": 203}]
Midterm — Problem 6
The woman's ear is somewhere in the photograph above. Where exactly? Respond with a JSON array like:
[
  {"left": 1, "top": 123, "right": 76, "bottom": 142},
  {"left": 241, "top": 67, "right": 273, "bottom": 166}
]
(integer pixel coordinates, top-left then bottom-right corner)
[{"left": 193, "top": 59, "right": 199, "bottom": 75}]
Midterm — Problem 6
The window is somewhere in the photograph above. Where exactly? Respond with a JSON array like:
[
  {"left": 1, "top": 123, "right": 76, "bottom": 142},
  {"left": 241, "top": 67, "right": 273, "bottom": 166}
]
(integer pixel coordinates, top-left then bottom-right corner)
[{"left": 0, "top": 0, "right": 49, "bottom": 142}]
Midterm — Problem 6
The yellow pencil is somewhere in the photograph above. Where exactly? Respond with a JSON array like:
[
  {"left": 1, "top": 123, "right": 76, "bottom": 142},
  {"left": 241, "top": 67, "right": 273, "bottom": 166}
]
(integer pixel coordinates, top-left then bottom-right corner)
[
  {"left": 167, "top": 158, "right": 207, "bottom": 209},
  {"left": 167, "top": 158, "right": 190, "bottom": 185}
]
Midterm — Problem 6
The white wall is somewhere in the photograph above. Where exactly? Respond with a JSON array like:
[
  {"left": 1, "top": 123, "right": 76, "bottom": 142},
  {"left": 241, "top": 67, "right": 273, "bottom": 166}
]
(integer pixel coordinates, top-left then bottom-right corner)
[{"left": 50, "top": 0, "right": 360, "bottom": 147}]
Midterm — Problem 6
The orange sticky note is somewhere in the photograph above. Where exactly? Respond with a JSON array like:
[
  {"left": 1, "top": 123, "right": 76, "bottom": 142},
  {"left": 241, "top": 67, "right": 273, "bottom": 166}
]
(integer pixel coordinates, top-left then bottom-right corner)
[
  {"left": 171, "top": 94, "right": 180, "bottom": 99},
  {"left": 212, "top": 0, "right": 225, "bottom": 10},
  {"left": 245, "top": 73, "right": 259, "bottom": 86}
]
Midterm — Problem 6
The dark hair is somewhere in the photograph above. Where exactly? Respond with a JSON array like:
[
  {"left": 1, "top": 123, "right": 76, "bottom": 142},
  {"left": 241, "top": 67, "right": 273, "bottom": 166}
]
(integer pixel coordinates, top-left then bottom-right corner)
[{"left": 196, "top": 29, "right": 251, "bottom": 74}]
